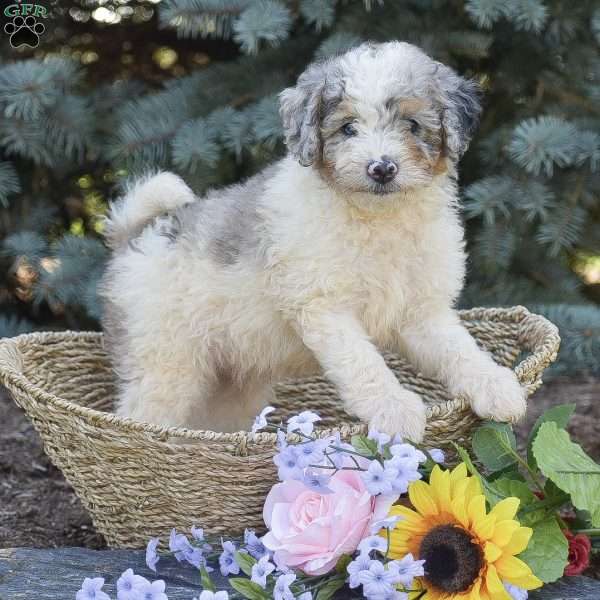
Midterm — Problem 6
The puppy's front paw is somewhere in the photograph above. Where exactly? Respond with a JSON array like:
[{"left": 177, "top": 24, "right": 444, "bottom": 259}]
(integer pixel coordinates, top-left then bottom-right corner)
[
  {"left": 465, "top": 366, "right": 527, "bottom": 424},
  {"left": 369, "top": 390, "right": 426, "bottom": 443}
]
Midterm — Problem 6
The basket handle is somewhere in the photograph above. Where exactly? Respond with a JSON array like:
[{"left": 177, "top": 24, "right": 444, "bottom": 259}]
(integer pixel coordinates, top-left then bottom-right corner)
[{"left": 513, "top": 311, "right": 560, "bottom": 394}]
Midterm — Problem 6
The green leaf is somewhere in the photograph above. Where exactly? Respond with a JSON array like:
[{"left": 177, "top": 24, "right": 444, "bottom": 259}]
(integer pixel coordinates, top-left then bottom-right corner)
[
  {"left": 488, "top": 465, "right": 525, "bottom": 482},
  {"left": 518, "top": 516, "right": 568, "bottom": 583},
  {"left": 487, "top": 476, "right": 535, "bottom": 504},
  {"left": 335, "top": 554, "right": 352, "bottom": 575},
  {"left": 452, "top": 443, "right": 481, "bottom": 477},
  {"left": 533, "top": 422, "right": 600, "bottom": 526},
  {"left": 229, "top": 578, "right": 270, "bottom": 600},
  {"left": 315, "top": 577, "right": 346, "bottom": 600},
  {"left": 452, "top": 443, "right": 498, "bottom": 505},
  {"left": 351, "top": 435, "right": 377, "bottom": 457},
  {"left": 472, "top": 422, "right": 518, "bottom": 472},
  {"left": 200, "top": 566, "right": 216, "bottom": 592},
  {"left": 527, "top": 404, "right": 576, "bottom": 469},
  {"left": 488, "top": 477, "right": 551, "bottom": 525},
  {"left": 235, "top": 551, "right": 257, "bottom": 577}
]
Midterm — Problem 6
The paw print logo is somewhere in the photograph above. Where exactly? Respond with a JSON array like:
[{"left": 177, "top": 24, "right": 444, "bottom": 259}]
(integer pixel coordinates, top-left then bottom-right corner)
[{"left": 4, "top": 15, "right": 45, "bottom": 49}]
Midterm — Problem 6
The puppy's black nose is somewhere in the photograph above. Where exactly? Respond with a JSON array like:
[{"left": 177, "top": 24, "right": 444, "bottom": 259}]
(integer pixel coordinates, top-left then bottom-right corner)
[{"left": 367, "top": 158, "right": 398, "bottom": 184}]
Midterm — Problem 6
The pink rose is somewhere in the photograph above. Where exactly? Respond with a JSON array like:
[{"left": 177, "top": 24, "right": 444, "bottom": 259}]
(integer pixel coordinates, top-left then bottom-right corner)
[{"left": 261, "top": 469, "right": 396, "bottom": 575}]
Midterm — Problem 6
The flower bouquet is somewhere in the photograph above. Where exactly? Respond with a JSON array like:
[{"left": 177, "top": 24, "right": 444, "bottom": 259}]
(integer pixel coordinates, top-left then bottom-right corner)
[{"left": 77, "top": 404, "right": 600, "bottom": 600}]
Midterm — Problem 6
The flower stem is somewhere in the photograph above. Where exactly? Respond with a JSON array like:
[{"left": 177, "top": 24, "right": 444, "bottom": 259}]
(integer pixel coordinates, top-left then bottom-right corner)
[{"left": 573, "top": 528, "right": 600, "bottom": 536}]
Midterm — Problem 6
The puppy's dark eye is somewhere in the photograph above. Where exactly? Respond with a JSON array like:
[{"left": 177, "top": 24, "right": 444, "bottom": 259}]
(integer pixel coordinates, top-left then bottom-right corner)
[
  {"left": 408, "top": 119, "right": 420, "bottom": 134},
  {"left": 341, "top": 122, "right": 357, "bottom": 136}
]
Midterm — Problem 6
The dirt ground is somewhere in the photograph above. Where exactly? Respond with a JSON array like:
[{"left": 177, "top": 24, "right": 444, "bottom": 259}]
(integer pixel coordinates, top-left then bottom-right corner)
[{"left": 0, "top": 376, "right": 599, "bottom": 550}]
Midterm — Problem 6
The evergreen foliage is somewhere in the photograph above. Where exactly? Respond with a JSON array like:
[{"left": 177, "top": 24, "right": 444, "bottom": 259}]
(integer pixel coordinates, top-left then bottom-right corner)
[{"left": 1, "top": 0, "right": 598, "bottom": 374}]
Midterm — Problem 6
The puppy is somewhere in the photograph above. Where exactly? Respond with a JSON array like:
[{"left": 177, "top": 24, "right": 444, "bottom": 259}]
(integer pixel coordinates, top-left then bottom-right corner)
[{"left": 100, "top": 41, "right": 527, "bottom": 441}]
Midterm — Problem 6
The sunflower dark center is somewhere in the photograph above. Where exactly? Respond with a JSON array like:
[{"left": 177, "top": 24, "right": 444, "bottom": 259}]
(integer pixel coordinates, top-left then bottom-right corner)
[{"left": 419, "top": 524, "right": 484, "bottom": 593}]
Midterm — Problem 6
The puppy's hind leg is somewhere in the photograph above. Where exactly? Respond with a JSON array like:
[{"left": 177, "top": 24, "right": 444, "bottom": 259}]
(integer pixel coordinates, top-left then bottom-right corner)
[
  {"left": 116, "top": 365, "right": 216, "bottom": 432},
  {"left": 206, "top": 378, "right": 276, "bottom": 433}
]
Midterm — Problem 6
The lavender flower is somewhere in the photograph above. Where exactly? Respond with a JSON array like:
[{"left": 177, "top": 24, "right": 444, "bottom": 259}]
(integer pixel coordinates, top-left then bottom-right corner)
[
  {"left": 76, "top": 578, "right": 111, "bottom": 600},
  {"left": 276, "top": 429, "right": 288, "bottom": 450},
  {"left": 167, "top": 528, "right": 208, "bottom": 568},
  {"left": 346, "top": 553, "right": 373, "bottom": 588},
  {"left": 186, "top": 547, "right": 210, "bottom": 569},
  {"left": 251, "top": 555, "right": 276, "bottom": 588},
  {"left": 137, "top": 579, "right": 168, "bottom": 600},
  {"left": 389, "top": 443, "right": 426, "bottom": 467},
  {"left": 169, "top": 528, "right": 193, "bottom": 562},
  {"left": 286, "top": 411, "right": 321, "bottom": 436},
  {"left": 198, "top": 592, "right": 229, "bottom": 600},
  {"left": 388, "top": 553, "right": 426, "bottom": 588},
  {"left": 302, "top": 470, "right": 334, "bottom": 494},
  {"left": 504, "top": 582, "right": 528, "bottom": 600},
  {"left": 244, "top": 528, "right": 269, "bottom": 559},
  {"left": 295, "top": 440, "right": 326, "bottom": 468},
  {"left": 324, "top": 436, "right": 356, "bottom": 469},
  {"left": 368, "top": 428, "right": 391, "bottom": 452},
  {"left": 252, "top": 406, "right": 275, "bottom": 434},
  {"left": 219, "top": 540, "right": 240, "bottom": 576},
  {"left": 370, "top": 514, "right": 403, "bottom": 534},
  {"left": 379, "top": 591, "right": 408, "bottom": 600},
  {"left": 274, "top": 445, "right": 303, "bottom": 481},
  {"left": 145, "top": 538, "right": 160, "bottom": 572},
  {"left": 429, "top": 448, "right": 445, "bottom": 463},
  {"left": 191, "top": 526, "right": 212, "bottom": 554},
  {"left": 361, "top": 460, "right": 398, "bottom": 496},
  {"left": 273, "top": 572, "right": 297, "bottom": 600},
  {"left": 190, "top": 526, "right": 205, "bottom": 542},
  {"left": 385, "top": 455, "right": 422, "bottom": 494},
  {"left": 358, "top": 535, "right": 388, "bottom": 555},
  {"left": 116, "top": 568, "right": 147, "bottom": 600},
  {"left": 356, "top": 560, "right": 399, "bottom": 599}
]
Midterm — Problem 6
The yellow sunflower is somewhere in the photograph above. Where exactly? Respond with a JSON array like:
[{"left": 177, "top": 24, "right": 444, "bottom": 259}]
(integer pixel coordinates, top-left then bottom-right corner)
[{"left": 387, "top": 464, "right": 543, "bottom": 600}]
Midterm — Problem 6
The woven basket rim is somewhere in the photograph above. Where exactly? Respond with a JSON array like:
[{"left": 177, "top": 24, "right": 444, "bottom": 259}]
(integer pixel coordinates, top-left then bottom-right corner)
[{"left": 0, "top": 305, "right": 560, "bottom": 444}]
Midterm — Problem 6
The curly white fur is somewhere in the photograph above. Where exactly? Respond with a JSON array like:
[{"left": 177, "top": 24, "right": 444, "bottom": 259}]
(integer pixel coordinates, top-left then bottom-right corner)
[{"left": 99, "top": 42, "right": 527, "bottom": 441}]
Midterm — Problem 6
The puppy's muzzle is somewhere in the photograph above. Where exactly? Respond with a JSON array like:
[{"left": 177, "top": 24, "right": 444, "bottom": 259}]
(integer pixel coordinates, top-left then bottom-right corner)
[{"left": 367, "top": 157, "right": 398, "bottom": 184}]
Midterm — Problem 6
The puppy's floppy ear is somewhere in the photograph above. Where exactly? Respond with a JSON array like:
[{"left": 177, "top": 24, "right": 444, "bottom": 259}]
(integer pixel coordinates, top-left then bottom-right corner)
[
  {"left": 279, "top": 62, "right": 328, "bottom": 167},
  {"left": 434, "top": 63, "right": 482, "bottom": 160}
]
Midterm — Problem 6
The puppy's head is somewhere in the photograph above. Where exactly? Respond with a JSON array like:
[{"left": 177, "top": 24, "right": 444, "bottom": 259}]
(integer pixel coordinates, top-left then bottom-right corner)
[{"left": 279, "top": 41, "right": 481, "bottom": 199}]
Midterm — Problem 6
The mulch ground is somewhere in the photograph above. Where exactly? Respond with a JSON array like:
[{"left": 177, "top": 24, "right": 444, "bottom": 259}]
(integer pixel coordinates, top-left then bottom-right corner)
[{"left": 0, "top": 376, "right": 598, "bottom": 551}]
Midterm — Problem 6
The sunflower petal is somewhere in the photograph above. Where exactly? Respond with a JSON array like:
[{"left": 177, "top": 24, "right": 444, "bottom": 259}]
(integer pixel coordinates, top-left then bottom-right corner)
[
  {"left": 503, "top": 526, "right": 533, "bottom": 556},
  {"left": 491, "top": 520, "right": 520, "bottom": 547},
  {"left": 450, "top": 462, "right": 468, "bottom": 486},
  {"left": 495, "top": 554, "right": 536, "bottom": 580},
  {"left": 466, "top": 474, "right": 483, "bottom": 496},
  {"left": 490, "top": 497, "right": 520, "bottom": 522},
  {"left": 390, "top": 504, "right": 423, "bottom": 523},
  {"left": 451, "top": 495, "right": 470, "bottom": 528},
  {"left": 466, "top": 578, "right": 482, "bottom": 600},
  {"left": 505, "top": 572, "right": 544, "bottom": 590},
  {"left": 467, "top": 494, "right": 487, "bottom": 526},
  {"left": 485, "top": 564, "right": 510, "bottom": 598},
  {"left": 484, "top": 541, "right": 502, "bottom": 563},
  {"left": 430, "top": 466, "right": 453, "bottom": 513},
  {"left": 473, "top": 513, "right": 497, "bottom": 540},
  {"left": 453, "top": 477, "right": 471, "bottom": 500},
  {"left": 478, "top": 590, "right": 491, "bottom": 600},
  {"left": 409, "top": 480, "right": 439, "bottom": 516}
]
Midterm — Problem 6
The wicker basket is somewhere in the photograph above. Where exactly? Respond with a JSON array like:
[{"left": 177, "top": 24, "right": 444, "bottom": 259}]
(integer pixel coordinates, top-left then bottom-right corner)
[{"left": 0, "top": 306, "right": 559, "bottom": 548}]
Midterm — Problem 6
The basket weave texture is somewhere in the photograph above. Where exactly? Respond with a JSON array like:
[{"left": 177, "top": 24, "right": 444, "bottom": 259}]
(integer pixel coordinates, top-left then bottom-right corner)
[{"left": 0, "top": 306, "right": 559, "bottom": 548}]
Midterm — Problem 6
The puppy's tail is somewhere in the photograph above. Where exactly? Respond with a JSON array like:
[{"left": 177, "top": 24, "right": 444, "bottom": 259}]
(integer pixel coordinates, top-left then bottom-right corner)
[{"left": 103, "top": 172, "right": 196, "bottom": 250}]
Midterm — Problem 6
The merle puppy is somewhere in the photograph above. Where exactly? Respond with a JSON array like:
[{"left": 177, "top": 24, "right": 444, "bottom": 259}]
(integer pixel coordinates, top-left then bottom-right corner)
[{"left": 100, "top": 41, "right": 527, "bottom": 441}]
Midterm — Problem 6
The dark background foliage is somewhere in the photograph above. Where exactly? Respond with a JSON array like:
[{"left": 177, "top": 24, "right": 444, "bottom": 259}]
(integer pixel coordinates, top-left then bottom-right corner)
[{"left": 0, "top": 0, "right": 599, "bottom": 374}]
